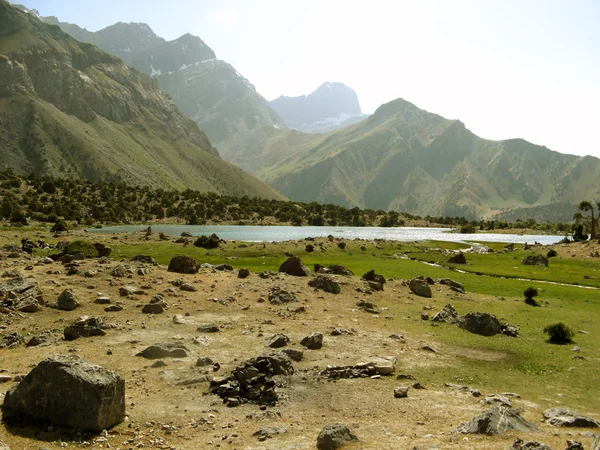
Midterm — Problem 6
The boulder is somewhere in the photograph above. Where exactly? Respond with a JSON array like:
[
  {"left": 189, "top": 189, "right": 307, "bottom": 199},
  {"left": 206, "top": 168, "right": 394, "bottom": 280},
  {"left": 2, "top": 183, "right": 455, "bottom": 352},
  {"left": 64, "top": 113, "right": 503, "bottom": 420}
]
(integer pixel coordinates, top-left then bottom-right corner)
[
  {"left": 438, "top": 278, "right": 465, "bottom": 293},
  {"left": 362, "top": 270, "right": 385, "bottom": 284},
  {"left": 197, "top": 324, "right": 220, "bottom": 333},
  {"left": 301, "top": 332, "right": 323, "bottom": 350},
  {"left": 456, "top": 406, "right": 539, "bottom": 434},
  {"left": 64, "top": 317, "right": 109, "bottom": 341},
  {"left": 136, "top": 342, "right": 190, "bottom": 359},
  {"left": 394, "top": 386, "right": 409, "bottom": 398},
  {"left": 357, "top": 356, "right": 396, "bottom": 375},
  {"left": 408, "top": 278, "right": 432, "bottom": 298},
  {"left": 448, "top": 253, "right": 467, "bottom": 264},
  {"left": 368, "top": 281, "right": 384, "bottom": 291},
  {"left": 214, "top": 264, "right": 233, "bottom": 271},
  {"left": 279, "top": 256, "right": 311, "bottom": 276},
  {"left": 167, "top": 255, "right": 199, "bottom": 274},
  {"left": 131, "top": 255, "right": 158, "bottom": 265},
  {"left": 316, "top": 424, "right": 358, "bottom": 450},
  {"left": 0, "top": 276, "right": 44, "bottom": 313},
  {"left": 282, "top": 349, "right": 303, "bottom": 362},
  {"left": 543, "top": 408, "right": 600, "bottom": 428},
  {"left": 328, "top": 265, "right": 354, "bottom": 276},
  {"left": 308, "top": 275, "right": 341, "bottom": 294},
  {"left": 53, "top": 289, "right": 80, "bottom": 311},
  {"left": 459, "top": 312, "right": 502, "bottom": 336},
  {"left": 268, "top": 334, "right": 290, "bottom": 348},
  {"left": 522, "top": 255, "right": 549, "bottom": 266},
  {"left": 142, "top": 303, "right": 164, "bottom": 314},
  {"left": 238, "top": 268, "right": 250, "bottom": 279},
  {"left": 93, "top": 243, "right": 112, "bottom": 258},
  {"left": 110, "top": 265, "right": 128, "bottom": 277},
  {"left": 432, "top": 304, "right": 460, "bottom": 323},
  {"left": 2, "top": 355, "right": 125, "bottom": 431}
]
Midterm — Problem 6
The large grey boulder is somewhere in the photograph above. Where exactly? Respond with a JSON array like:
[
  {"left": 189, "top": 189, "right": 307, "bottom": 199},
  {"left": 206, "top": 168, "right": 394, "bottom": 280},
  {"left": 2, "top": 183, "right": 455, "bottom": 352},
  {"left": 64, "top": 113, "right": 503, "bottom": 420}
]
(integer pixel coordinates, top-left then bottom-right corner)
[
  {"left": 316, "top": 423, "right": 358, "bottom": 450},
  {"left": 279, "top": 256, "right": 311, "bottom": 276},
  {"left": 301, "top": 332, "right": 323, "bottom": 350},
  {"left": 53, "top": 289, "right": 80, "bottom": 311},
  {"left": 136, "top": 342, "right": 190, "bottom": 359},
  {"left": 459, "top": 312, "right": 502, "bottom": 336},
  {"left": 543, "top": 408, "right": 600, "bottom": 428},
  {"left": 2, "top": 355, "right": 125, "bottom": 431},
  {"left": 408, "top": 278, "right": 432, "bottom": 298},
  {"left": 456, "top": 406, "right": 539, "bottom": 434}
]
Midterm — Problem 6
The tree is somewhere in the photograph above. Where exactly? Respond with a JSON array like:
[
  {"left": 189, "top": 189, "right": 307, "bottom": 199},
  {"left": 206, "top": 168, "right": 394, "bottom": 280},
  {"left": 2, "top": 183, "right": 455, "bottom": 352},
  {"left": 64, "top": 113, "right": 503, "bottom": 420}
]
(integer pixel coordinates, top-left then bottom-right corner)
[{"left": 578, "top": 201, "right": 596, "bottom": 239}]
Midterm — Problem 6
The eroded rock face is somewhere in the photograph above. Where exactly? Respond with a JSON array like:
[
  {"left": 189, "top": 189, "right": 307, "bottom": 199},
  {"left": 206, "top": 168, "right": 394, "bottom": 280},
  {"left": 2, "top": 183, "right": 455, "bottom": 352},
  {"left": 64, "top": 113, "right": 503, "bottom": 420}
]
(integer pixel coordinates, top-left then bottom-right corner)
[
  {"left": 456, "top": 406, "right": 539, "bottom": 435},
  {"left": 3, "top": 355, "right": 125, "bottom": 431}
]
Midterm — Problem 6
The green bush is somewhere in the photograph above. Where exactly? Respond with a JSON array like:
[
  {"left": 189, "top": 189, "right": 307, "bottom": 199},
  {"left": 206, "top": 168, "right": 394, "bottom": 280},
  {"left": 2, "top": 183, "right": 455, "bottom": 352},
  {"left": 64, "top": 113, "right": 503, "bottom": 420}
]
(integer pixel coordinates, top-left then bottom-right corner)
[
  {"left": 51, "top": 219, "right": 68, "bottom": 232},
  {"left": 543, "top": 322, "right": 574, "bottom": 344},
  {"left": 524, "top": 287, "right": 538, "bottom": 298},
  {"left": 460, "top": 223, "right": 476, "bottom": 233},
  {"left": 194, "top": 234, "right": 220, "bottom": 249},
  {"left": 547, "top": 249, "right": 558, "bottom": 258},
  {"left": 63, "top": 240, "right": 98, "bottom": 257}
]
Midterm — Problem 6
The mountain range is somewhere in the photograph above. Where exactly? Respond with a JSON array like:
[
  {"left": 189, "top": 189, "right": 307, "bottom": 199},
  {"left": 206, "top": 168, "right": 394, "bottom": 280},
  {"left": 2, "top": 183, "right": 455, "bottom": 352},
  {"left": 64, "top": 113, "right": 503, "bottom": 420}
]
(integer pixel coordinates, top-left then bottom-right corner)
[
  {"left": 6, "top": 1, "right": 600, "bottom": 221},
  {"left": 0, "top": 1, "right": 283, "bottom": 199}
]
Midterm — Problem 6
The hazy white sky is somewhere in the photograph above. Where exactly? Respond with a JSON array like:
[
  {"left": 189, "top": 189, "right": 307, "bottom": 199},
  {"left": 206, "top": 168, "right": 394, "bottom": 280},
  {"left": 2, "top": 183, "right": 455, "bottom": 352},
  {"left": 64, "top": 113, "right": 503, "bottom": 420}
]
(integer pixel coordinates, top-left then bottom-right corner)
[{"left": 21, "top": 0, "right": 600, "bottom": 157}]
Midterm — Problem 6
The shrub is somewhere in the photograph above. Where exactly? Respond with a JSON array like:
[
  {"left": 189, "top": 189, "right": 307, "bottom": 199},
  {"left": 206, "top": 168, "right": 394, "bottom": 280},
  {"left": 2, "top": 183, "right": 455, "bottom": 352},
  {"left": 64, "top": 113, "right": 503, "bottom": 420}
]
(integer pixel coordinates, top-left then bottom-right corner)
[
  {"left": 543, "top": 323, "right": 574, "bottom": 344},
  {"left": 460, "top": 223, "right": 475, "bottom": 233},
  {"left": 62, "top": 240, "right": 98, "bottom": 257},
  {"left": 194, "top": 234, "right": 220, "bottom": 249},
  {"left": 524, "top": 287, "right": 538, "bottom": 298},
  {"left": 547, "top": 249, "right": 558, "bottom": 258},
  {"left": 51, "top": 219, "right": 68, "bottom": 232}
]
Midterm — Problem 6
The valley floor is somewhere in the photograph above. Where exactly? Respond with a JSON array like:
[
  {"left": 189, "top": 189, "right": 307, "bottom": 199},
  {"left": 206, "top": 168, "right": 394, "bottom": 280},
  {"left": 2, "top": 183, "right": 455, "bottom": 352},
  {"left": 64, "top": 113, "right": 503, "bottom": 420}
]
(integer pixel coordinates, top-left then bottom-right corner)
[{"left": 0, "top": 230, "right": 598, "bottom": 449}]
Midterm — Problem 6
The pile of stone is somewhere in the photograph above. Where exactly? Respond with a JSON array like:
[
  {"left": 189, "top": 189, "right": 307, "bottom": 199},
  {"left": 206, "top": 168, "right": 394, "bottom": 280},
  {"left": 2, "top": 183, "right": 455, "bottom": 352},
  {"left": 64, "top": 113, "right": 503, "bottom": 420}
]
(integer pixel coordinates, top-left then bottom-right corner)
[
  {"left": 64, "top": 316, "right": 114, "bottom": 341},
  {"left": 320, "top": 356, "right": 395, "bottom": 380},
  {"left": 209, "top": 352, "right": 293, "bottom": 407},
  {"left": 268, "top": 287, "right": 298, "bottom": 305},
  {"left": 308, "top": 275, "right": 341, "bottom": 294},
  {"left": 0, "top": 275, "right": 45, "bottom": 313},
  {"left": 432, "top": 305, "right": 519, "bottom": 337}
]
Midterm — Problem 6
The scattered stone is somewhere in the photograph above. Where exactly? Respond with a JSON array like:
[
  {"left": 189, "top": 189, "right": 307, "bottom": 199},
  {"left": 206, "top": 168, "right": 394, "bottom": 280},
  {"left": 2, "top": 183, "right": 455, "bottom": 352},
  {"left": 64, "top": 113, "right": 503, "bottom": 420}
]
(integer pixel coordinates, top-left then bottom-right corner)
[
  {"left": 253, "top": 425, "right": 287, "bottom": 441},
  {"left": 316, "top": 423, "right": 358, "bottom": 450},
  {"left": 110, "top": 265, "right": 128, "bottom": 278},
  {"left": 151, "top": 360, "right": 167, "bottom": 368},
  {"left": 308, "top": 275, "right": 341, "bottom": 294},
  {"left": 136, "top": 342, "right": 190, "bottom": 359},
  {"left": 142, "top": 303, "right": 164, "bottom": 314},
  {"left": 330, "top": 328, "right": 353, "bottom": 336},
  {"left": 268, "top": 334, "right": 290, "bottom": 348},
  {"left": 214, "top": 263, "right": 233, "bottom": 271},
  {"left": 3, "top": 355, "right": 125, "bottom": 431},
  {"left": 511, "top": 438, "right": 553, "bottom": 449},
  {"left": 445, "top": 382, "right": 481, "bottom": 397},
  {"left": 167, "top": 255, "right": 200, "bottom": 274},
  {"left": 322, "top": 356, "right": 396, "bottom": 379},
  {"left": 104, "top": 304, "right": 123, "bottom": 312},
  {"left": 543, "top": 408, "right": 600, "bottom": 428},
  {"left": 522, "top": 255, "right": 549, "bottom": 266},
  {"left": 357, "top": 299, "right": 379, "bottom": 314},
  {"left": 337, "top": 242, "right": 347, "bottom": 250},
  {"left": 409, "top": 277, "right": 432, "bottom": 298},
  {"left": 368, "top": 281, "right": 384, "bottom": 291},
  {"left": 486, "top": 394, "right": 512, "bottom": 407},
  {"left": 394, "top": 386, "right": 409, "bottom": 398},
  {"left": 301, "top": 332, "right": 323, "bottom": 349},
  {"left": 238, "top": 268, "right": 250, "bottom": 279},
  {"left": 26, "top": 331, "right": 57, "bottom": 347},
  {"left": 421, "top": 313, "right": 429, "bottom": 320},
  {"left": 95, "top": 296, "right": 111, "bottom": 304},
  {"left": 448, "top": 253, "right": 467, "bottom": 264},
  {"left": 456, "top": 406, "right": 539, "bottom": 434},
  {"left": 197, "top": 324, "right": 220, "bottom": 333},
  {"left": 565, "top": 441, "right": 584, "bottom": 450},
  {"left": 131, "top": 255, "right": 158, "bottom": 265},
  {"left": 268, "top": 287, "right": 298, "bottom": 305},
  {"left": 279, "top": 256, "right": 311, "bottom": 276},
  {"left": 459, "top": 312, "right": 519, "bottom": 337},
  {"left": 196, "top": 356, "right": 215, "bottom": 367},
  {"left": 209, "top": 352, "right": 293, "bottom": 406},
  {"left": 259, "top": 270, "right": 276, "bottom": 279},
  {"left": 119, "top": 286, "right": 144, "bottom": 297},
  {"left": 179, "top": 282, "right": 197, "bottom": 292},
  {"left": 328, "top": 265, "right": 354, "bottom": 276},
  {"left": 53, "top": 289, "right": 80, "bottom": 311},
  {"left": 1, "top": 332, "right": 24, "bottom": 349}
]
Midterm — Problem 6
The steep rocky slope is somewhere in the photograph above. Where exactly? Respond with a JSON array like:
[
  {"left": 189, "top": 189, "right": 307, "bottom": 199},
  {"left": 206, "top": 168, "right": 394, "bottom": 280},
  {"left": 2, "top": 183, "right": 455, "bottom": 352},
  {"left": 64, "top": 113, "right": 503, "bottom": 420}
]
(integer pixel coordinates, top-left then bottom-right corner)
[
  {"left": 260, "top": 98, "right": 600, "bottom": 219},
  {"left": 0, "top": 1, "right": 284, "bottom": 199}
]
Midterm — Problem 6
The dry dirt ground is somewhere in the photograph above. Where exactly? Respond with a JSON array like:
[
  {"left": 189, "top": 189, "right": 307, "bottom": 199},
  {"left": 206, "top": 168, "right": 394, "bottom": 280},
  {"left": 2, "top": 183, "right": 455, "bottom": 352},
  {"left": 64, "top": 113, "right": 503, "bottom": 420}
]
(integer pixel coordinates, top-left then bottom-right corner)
[{"left": 0, "top": 231, "right": 597, "bottom": 450}]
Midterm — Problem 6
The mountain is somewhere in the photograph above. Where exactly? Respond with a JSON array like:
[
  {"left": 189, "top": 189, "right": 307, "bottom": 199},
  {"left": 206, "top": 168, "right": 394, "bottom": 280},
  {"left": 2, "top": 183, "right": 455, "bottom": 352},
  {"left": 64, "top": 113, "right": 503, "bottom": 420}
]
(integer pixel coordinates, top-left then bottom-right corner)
[
  {"left": 0, "top": 0, "right": 284, "bottom": 199},
  {"left": 269, "top": 82, "right": 368, "bottom": 133},
  {"left": 30, "top": 11, "right": 286, "bottom": 174},
  {"left": 259, "top": 98, "right": 600, "bottom": 219}
]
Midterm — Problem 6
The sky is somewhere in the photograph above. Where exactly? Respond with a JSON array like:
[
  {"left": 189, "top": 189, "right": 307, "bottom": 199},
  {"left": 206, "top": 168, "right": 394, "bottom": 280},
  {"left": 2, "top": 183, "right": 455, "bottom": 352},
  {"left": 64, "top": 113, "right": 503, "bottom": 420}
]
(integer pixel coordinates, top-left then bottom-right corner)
[{"left": 18, "top": 0, "right": 600, "bottom": 158}]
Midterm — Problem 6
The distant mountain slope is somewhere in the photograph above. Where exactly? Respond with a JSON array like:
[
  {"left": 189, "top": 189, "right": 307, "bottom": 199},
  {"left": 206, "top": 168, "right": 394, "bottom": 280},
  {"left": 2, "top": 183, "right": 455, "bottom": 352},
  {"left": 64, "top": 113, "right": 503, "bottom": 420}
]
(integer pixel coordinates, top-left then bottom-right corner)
[
  {"left": 270, "top": 82, "right": 368, "bottom": 133},
  {"left": 0, "top": 0, "right": 285, "bottom": 199},
  {"left": 30, "top": 10, "right": 286, "bottom": 174},
  {"left": 260, "top": 98, "right": 600, "bottom": 219}
]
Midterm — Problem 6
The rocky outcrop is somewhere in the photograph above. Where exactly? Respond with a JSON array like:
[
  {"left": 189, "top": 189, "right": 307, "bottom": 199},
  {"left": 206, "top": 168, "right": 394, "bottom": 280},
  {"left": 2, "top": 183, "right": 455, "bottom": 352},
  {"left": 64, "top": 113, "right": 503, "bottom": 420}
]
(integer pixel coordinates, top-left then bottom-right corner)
[
  {"left": 279, "top": 256, "right": 311, "bottom": 276},
  {"left": 308, "top": 275, "right": 341, "bottom": 294},
  {"left": 457, "top": 407, "right": 539, "bottom": 434},
  {"left": 3, "top": 355, "right": 125, "bottom": 431},
  {"left": 543, "top": 408, "right": 600, "bottom": 428},
  {"left": 432, "top": 304, "right": 460, "bottom": 323},
  {"left": 316, "top": 423, "right": 358, "bottom": 450},
  {"left": 459, "top": 312, "right": 519, "bottom": 337},
  {"left": 0, "top": 276, "right": 45, "bottom": 313},
  {"left": 168, "top": 256, "right": 199, "bottom": 274}
]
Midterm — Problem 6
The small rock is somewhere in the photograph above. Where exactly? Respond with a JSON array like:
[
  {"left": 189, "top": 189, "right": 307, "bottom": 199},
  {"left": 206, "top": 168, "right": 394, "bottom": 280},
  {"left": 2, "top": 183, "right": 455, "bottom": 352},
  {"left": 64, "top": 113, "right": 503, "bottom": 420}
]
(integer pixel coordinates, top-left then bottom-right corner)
[
  {"left": 394, "top": 386, "right": 409, "bottom": 398},
  {"left": 301, "top": 332, "right": 323, "bottom": 350}
]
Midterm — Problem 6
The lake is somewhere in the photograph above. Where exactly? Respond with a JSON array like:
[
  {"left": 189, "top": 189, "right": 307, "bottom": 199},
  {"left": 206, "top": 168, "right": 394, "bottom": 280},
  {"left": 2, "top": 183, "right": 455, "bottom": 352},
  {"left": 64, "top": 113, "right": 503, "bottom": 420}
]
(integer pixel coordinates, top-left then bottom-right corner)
[{"left": 87, "top": 225, "right": 564, "bottom": 245}]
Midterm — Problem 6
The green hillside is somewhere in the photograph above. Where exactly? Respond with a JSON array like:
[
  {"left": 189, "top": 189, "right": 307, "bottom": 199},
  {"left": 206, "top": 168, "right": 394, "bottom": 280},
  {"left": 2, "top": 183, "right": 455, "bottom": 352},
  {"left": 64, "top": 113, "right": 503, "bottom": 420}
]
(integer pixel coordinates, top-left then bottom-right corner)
[
  {"left": 0, "top": 1, "right": 284, "bottom": 200},
  {"left": 260, "top": 98, "right": 600, "bottom": 219}
]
